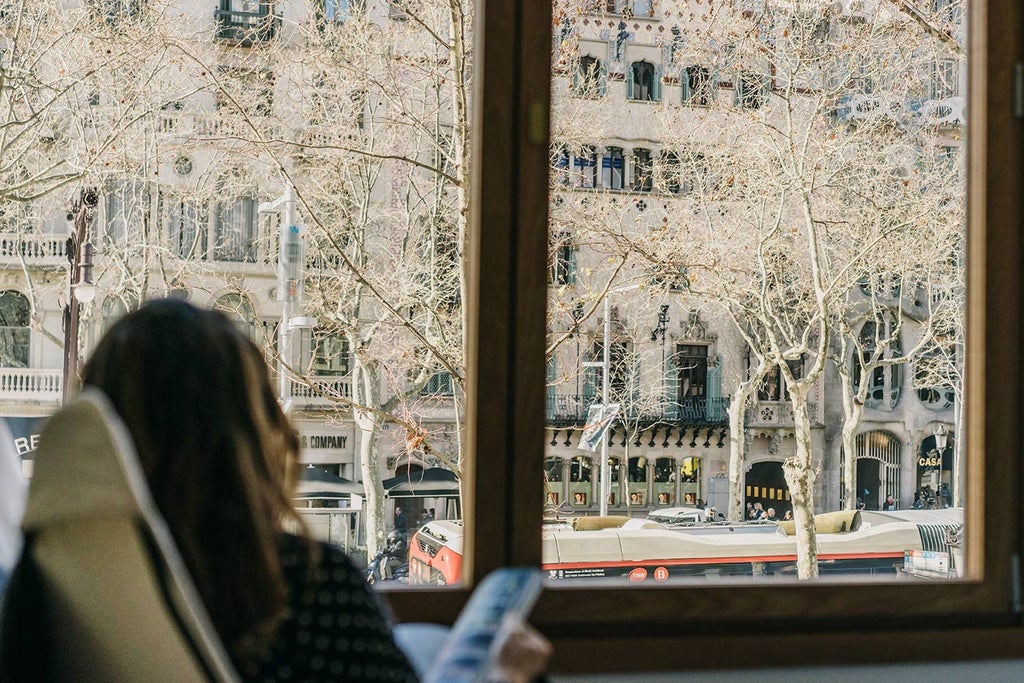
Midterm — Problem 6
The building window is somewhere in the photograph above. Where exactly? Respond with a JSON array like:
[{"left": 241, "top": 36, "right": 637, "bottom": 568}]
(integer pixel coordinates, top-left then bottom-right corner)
[
  {"left": 931, "top": 59, "right": 959, "bottom": 100},
  {"left": 212, "top": 171, "right": 258, "bottom": 263},
  {"left": 87, "top": 0, "right": 147, "bottom": 23},
  {"left": 852, "top": 317, "right": 904, "bottom": 410},
  {"left": 631, "top": 0, "right": 653, "bottom": 18},
  {"left": 573, "top": 146, "right": 598, "bottom": 188},
  {"left": 674, "top": 344, "right": 707, "bottom": 419},
  {"left": 657, "top": 151, "right": 681, "bottom": 194},
  {"left": 681, "top": 65, "right": 712, "bottom": 106},
  {"left": 569, "top": 455, "right": 592, "bottom": 483},
  {"left": 322, "top": 0, "right": 364, "bottom": 23},
  {"left": 627, "top": 60, "right": 661, "bottom": 101},
  {"left": 736, "top": 71, "right": 768, "bottom": 109},
  {"left": 572, "top": 55, "right": 606, "bottom": 98},
  {"left": 103, "top": 179, "right": 150, "bottom": 247},
  {"left": 549, "top": 233, "right": 578, "bottom": 286},
  {"left": 213, "top": 293, "right": 258, "bottom": 341},
  {"left": 421, "top": 371, "right": 454, "bottom": 396},
  {"left": 631, "top": 148, "right": 653, "bottom": 192},
  {"left": 100, "top": 294, "right": 138, "bottom": 336},
  {"left": 601, "top": 147, "right": 625, "bottom": 190},
  {"left": 312, "top": 332, "right": 350, "bottom": 376},
  {"left": 216, "top": 67, "right": 274, "bottom": 118},
  {"left": 0, "top": 291, "right": 29, "bottom": 368},
  {"left": 163, "top": 194, "right": 206, "bottom": 260},
  {"left": 215, "top": 1, "right": 279, "bottom": 44}
]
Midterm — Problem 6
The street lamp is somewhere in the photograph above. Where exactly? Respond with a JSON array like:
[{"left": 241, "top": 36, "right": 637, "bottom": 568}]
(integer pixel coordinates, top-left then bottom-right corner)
[
  {"left": 570, "top": 302, "right": 584, "bottom": 414},
  {"left": 934, "top": 424, "right": 949, "bottom": 505},
  {"left": 650, "top": 304, "right": 669, "bottom": 404},
  {"left": 62, "top": 188, "right": 98, "bottom": 404}
]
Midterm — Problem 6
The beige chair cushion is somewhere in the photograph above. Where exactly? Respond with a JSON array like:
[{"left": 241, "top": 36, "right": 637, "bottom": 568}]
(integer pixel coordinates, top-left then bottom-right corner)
[{"left": 18, "top": 389, "right": 238, "bottom": 682}]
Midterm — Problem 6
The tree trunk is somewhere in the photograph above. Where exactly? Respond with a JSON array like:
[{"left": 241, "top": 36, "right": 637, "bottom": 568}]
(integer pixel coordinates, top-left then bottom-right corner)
[
  {"left": 352, "top": 357, "right": 387, "bottom": 558},
  {"left": 727, "top": 382, "right": 753, "bottom": 522},
  {"left": 784, "top": 389, "right": 818, "bottom": 579}
]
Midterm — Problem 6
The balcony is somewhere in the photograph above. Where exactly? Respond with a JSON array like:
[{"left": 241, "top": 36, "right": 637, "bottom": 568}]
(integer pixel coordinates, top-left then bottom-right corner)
[
  {"left": 546, "top": 392, "right": 730, "bottom": 427},
  {"left": 288, "top": 376, "right": 352, "bottom": 407},
  {"left": 0, "top": 369, "right": 62, "bottom": 404},
  {"left": 833, "top": 94, "right": 966, "bottom": 129},
  {"left": 214, "top": 8, "right": 280, "bottom": 46},
  {"left": 745, "top": 400, "right": 819, "bottom": 428},
  {"left": 0, "top": 233, "right": 68, "bottom": 266}
]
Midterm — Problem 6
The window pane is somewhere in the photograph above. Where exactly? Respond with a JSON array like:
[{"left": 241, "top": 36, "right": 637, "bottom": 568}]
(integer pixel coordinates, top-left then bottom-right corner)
[{"left": 543, "top": 0, "right": 967, "bottom": 584}]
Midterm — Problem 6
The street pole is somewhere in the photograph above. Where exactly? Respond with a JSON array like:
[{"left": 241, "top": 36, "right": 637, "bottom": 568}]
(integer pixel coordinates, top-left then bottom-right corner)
[
  {"left": 600, "top": 295, "right": 611, "bottom": 516},
  {"left": 62, "top": 189, "right": 97, "bottom": 404}
]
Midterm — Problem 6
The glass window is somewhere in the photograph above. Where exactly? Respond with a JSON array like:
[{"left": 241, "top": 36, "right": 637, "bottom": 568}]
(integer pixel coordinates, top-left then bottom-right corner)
[
  {"left": 541, "top": 0, "right": 981, "bottom": 610},
  {"left": 312, "top": 332, "right": 350, "bottom": 376},
  {"left": 628, "top": 61, "right": 660, "bottom": 101},
  {"left": 0, "top": 291, "right": 29, "bottom": 368},
  {"left": 212, "top": 172, "right": 258, "bottom": 263}
]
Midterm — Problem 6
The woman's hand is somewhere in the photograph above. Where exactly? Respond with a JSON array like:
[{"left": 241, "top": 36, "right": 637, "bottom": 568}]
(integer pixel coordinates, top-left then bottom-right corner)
[{"left": 487, "top": 615, "right": 553, "bottom": 683}]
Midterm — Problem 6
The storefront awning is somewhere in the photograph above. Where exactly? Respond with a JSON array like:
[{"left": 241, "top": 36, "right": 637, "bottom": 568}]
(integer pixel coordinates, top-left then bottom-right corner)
[
  {"left": 294, "top": 466, "right": 364, "bottom": 499},
  {"left": 382, "top": 467, "right": 460, "bottom": 498}
]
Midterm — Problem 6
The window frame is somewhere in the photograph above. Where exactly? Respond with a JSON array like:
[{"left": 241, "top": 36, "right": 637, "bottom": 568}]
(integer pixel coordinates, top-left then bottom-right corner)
[{"left": 383, "top": 0, "right": 1024, "bottom": 672}]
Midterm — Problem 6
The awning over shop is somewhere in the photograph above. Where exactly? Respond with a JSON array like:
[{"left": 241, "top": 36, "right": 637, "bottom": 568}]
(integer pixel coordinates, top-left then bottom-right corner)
[
  {"left": 382, "top": 467, "right": 460, "bottom": 498},
  {"left": 295, "top": 466, "right": 364, "bottom": 500}
]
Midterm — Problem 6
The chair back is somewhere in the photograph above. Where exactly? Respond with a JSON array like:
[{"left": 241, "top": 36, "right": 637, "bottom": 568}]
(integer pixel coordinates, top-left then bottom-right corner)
[{"left": 3, "top": 389, "right": 238, "bottom": 682}]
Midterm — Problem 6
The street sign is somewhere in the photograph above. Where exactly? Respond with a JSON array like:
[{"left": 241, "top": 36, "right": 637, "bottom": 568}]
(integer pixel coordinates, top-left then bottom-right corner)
[{"left": 578, "top": 403, "right": 620, "bottom": 451}]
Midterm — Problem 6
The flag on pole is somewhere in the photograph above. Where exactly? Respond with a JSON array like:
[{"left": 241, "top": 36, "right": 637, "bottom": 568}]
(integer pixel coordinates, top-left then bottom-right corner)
[{"left": 578, "top": 403, "right": 621, "bottom": 451}]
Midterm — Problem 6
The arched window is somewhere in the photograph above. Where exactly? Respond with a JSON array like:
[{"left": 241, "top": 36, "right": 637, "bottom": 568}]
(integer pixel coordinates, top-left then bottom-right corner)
[
  {"left": 572, "top": 55, "right": 606, "bottom": 98},
  {"left": 213, "top": 170, "right": 258, "bottom": 262},
  {"left": 627, "top": 60, "right": 661, "bottom": 101},
  {"left": 101, "top": 294, "right": 138, "bottom": 336},
  {"left": 569, "top": 455, "right": 592, "bottom": 482},
  {"left": 627, "top": 456, "right": 647, "bottom": 483},
  {"left": 0, "top": 291, "right": 30, "bottom": 368},
  {"left": 653, "top": 457, "right": 673, "bottom": 483},
  {"left": 214, "top": 293, "right": 258, "bottom": 341},
  {"left": 545, "top": 457, "right": 564, "bottom": 483}
]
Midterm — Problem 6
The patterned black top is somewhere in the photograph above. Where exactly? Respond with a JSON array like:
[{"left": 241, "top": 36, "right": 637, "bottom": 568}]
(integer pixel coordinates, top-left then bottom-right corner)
[{"left": 244, "top": 535, "right": 418, "bottom": 683}]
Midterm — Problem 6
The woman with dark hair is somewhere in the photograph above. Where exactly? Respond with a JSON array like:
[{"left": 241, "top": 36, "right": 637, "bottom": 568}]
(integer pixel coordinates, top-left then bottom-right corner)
[
  {"left": 79, "top": 299, "right": 548, "bottom": 682},
  {"left": 81, "top": 298, "right": 412, "bottom": 680}
]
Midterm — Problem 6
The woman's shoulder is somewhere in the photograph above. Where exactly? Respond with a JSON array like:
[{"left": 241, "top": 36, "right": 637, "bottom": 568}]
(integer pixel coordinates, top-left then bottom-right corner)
[{"left": 278, "top": 533, "right": 367, "bottom": 590}]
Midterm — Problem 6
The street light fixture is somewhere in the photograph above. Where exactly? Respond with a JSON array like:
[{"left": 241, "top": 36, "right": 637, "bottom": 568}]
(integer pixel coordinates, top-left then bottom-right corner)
[
  {"left": 934, "top": 424, "right": 949, "bottom": 504},
  {"left": 62, "top": 188, "right": 98, "bottom": 404},
  {"left": 651, "top": 304, "right": 670, "bottom": 404}
]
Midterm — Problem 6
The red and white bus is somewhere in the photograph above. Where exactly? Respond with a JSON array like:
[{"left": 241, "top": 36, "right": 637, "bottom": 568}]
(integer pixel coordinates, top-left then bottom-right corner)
[{"left": 408, "top": 510, "right": 962, "bottom": 585}]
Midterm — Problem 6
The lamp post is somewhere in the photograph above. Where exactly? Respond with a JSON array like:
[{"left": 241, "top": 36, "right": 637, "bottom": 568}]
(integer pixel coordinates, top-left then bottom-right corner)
[
  {"left": 934, "top": 424, "right": 949, "bottom": 506},
  {"left": 650, "top": 304, "right": 669, "bottom": 404},
  {"left": 582, "top": 283, "right": 639, "bottom": 516},
  {"left": 570, "top": 302, "right": 584, "bottom": 415},
  {"left": 62, "top": 188, "right": 98, "bottom": 404}
]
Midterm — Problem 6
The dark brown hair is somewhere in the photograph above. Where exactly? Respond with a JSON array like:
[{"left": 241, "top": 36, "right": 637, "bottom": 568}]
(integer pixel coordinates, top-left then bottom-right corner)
[{"left": 81, "top": 298, "right": 308, "bottom": 667}]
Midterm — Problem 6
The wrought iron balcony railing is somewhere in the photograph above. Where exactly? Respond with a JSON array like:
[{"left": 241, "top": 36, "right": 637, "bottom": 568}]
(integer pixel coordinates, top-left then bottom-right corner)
[{"left": 546, "top": 392, "right": 730, "bottom": 426}]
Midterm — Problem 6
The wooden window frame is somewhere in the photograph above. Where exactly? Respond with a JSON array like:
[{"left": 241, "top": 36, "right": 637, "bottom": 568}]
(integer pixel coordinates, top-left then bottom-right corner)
[{"left": 383, "top": 0, "right": 1024, "bottom": 674}]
